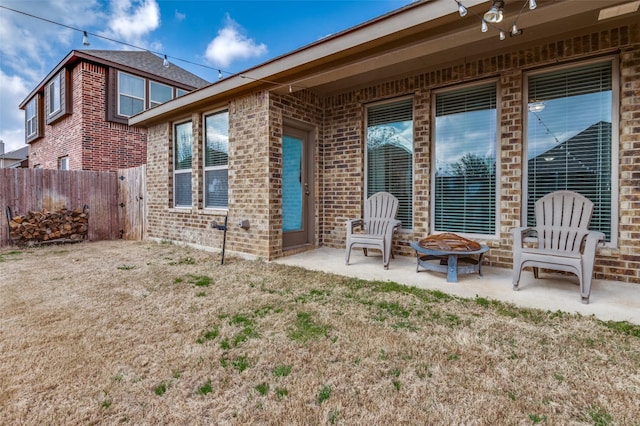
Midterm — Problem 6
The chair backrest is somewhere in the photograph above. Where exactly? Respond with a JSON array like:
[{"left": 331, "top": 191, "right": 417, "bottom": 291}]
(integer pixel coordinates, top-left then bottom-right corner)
[
  {"left": 364, "top": 192, "right": 399, "bottom": 235},
  {"left": 534, "top": 190, "right": 593, "bottom": 253}
]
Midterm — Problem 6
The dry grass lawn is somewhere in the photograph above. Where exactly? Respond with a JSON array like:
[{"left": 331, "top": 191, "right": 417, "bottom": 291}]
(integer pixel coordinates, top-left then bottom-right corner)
[{"left": 1, "top": 240, "right": 639, "bottom": 425}]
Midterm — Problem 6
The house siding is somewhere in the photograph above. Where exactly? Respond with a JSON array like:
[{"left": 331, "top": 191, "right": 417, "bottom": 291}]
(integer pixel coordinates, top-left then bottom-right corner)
[
  {"left": 144, "top": 22, "right": 640, "bottom": 284},
  {"left": 28, "top": 61, "right": 147, "bottom": 171}
]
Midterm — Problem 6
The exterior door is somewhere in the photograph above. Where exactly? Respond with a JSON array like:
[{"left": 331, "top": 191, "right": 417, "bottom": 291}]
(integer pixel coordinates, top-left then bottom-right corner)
[{"left": 282, "top": 126, "right": 314, "bottom": 249}]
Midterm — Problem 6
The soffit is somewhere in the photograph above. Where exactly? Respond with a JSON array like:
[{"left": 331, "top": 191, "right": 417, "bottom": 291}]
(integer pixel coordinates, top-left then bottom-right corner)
[
  {"left": 277, "top": 0, "right": 637, "bottom": 95},
  {"left": 130, "top": 0, "right": 636, "bottom": 126}
]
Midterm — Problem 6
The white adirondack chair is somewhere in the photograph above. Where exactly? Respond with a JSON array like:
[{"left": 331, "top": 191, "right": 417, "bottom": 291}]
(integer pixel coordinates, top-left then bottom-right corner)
[
  {"left": 512, "top": 190, "right": 605, "bottom": 304},
  {"left": 345, "top": 192, "right": 401, "bottom": 270}
]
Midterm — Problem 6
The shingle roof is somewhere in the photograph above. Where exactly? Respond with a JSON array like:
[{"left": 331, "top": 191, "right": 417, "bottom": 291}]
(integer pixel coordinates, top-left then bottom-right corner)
[{"left": 77, "top": 50, "right": 209, "bottom": 89}]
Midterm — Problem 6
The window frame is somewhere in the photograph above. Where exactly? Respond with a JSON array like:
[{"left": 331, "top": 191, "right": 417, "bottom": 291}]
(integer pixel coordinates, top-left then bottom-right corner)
[
  {"left": 26, "top": 97, "right": 39, "bottom": 139},
  {"left": 59, "top": 156, "right": 70, "bottom": 170},
  {"left": 523, "top": 57, "right": 619, "bottom": 247},
  {"left": 117, "top": 71, "right": 146, "bottom": 117},
  {"left": 47, "top": 74, "right": 61, "bottom": 117},
  {"left": 149, "top": 80, "right": 174, "bottom": 108},
  {"left": 173, "top": 119, "right": 193, "bottom": 208},
  {"left": 44, "top": 69, "right": 69, "bottom": 124},
  {"left": 431, "top": 79, "right": 501, "bottom": 239},
  {"left": 364, "top": 96, "right": 415, "bottom": 231},
  {"left": 202, "top": 108, "right": 229, "bottom": 210}
]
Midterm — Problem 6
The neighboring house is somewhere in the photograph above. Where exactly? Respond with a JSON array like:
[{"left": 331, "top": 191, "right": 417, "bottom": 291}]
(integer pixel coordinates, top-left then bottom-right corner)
[
  {"left": 19, "top": 50, "right": 209, "bottom": 171},
  {"left": 0, "top": 143, "right": 28, "bottom": 168},
  {"left": 130, "top": 0, "right": 640, "bottom": 285}
]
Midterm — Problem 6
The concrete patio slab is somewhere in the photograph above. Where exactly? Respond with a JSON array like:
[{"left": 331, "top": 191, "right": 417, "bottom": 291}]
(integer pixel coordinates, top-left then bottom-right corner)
[{"left": 273, "top": 247, "right": 640, "bottom": 324}]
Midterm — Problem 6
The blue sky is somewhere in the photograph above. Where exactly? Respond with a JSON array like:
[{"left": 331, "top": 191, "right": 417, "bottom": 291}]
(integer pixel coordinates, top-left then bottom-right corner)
[{"left": 0, "top": 0, "right": 413, "bottom": 153}]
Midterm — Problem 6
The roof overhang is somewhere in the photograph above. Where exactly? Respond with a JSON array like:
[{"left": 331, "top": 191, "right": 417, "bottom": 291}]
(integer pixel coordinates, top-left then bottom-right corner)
[{"left": 129, "top": 0, "right": 638, "bottom": 127}]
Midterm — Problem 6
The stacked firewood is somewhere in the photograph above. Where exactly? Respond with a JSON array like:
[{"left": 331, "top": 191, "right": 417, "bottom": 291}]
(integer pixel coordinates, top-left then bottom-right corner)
[{"left": 8, "top": 207, "right": 89, "bottom": 245}]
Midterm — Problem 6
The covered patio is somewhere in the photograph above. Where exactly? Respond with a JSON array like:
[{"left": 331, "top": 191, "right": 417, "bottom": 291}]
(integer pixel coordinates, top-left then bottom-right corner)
[{"left": 274, "top": 247, "right": 640, "bottom": 324}]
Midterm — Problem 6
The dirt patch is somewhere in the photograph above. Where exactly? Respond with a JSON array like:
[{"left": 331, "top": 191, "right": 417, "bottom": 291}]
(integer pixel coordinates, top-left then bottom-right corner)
[{"left": 1, "top": 240, "right": 638, "bottom": 424}]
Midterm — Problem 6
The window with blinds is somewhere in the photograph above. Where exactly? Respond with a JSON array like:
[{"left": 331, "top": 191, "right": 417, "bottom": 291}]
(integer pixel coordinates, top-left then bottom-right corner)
[
  {"left": 366, "top": 98, "right": 413, "bottom": 229},
  {"left": 204, "top": 110, "right": 229, "bottom": 208},
  {"left": 174, "top": 120, "right": 192, "bottom": 207},
  {"left": 433, "top": 83, "right": 497, "bottom": 235},
  {"left": 526, "top": 60, "right": 613, "bottom": 241}
]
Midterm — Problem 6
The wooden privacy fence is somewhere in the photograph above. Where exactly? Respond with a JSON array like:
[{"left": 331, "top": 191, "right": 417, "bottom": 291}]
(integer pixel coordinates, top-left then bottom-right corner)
[{"left": 0, "top": 165, "right": 146, "bottom": 247}]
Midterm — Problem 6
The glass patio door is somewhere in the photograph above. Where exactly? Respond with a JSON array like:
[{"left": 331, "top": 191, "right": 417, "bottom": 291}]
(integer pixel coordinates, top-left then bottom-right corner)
[{"left": 282, "top": 126, "right": 313, "bottom": 249}]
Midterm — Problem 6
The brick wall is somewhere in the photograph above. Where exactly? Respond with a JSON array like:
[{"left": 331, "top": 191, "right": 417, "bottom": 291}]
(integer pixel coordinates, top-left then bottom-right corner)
[
  {"left": 320, "top": 23, "right": 640, "bottom": 284},
  {"left": 144, "top": 23, "right": 639, "bottom": 283},
  {"left": 29, "top": 61, "right": 146, "bottom": 171}
]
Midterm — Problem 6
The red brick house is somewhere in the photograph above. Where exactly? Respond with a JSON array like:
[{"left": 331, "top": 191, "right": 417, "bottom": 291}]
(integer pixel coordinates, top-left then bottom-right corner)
[
  {"left": 19, "top": 50, "right": 208, "bottom": 171},
  {"left": 130, "top": 0, "right": 640, "bottom": 284}
]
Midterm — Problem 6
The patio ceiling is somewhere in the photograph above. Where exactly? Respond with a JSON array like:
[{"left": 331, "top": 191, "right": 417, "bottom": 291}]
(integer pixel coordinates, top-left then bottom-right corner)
[{"left": 275, "top": 0, "right": 637, "bottom": 95}]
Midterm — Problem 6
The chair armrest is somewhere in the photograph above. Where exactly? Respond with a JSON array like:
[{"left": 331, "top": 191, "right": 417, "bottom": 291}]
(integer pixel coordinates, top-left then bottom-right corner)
[
  {"left": 583, "top": 231, "right": 606, "bottom": 254},
  {"left": 511, "top": 226, "right": 537, "bottom": 247},
  {"left": 389, "top": 219, "right": 402, "bottom": 235},
  {"left": 346, "top": 219, "right": 364, "bottom": 236}
]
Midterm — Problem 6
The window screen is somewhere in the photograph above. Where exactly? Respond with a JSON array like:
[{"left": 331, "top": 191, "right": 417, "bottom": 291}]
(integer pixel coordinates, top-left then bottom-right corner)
[
  {"left": 204, "top": 110, "right": 229, "bottom": 208},
  {"left": 526, "top": 61, "right": 613, "bottom": 241},
  {"left": 174, "top": 121, "right": 192, "bottom": 207},
  {"left": 434, "top": 83, "right": 497, "bottom": 235},
  {"left": 366, "top": 98, "right": 413, "bottom": 229}
]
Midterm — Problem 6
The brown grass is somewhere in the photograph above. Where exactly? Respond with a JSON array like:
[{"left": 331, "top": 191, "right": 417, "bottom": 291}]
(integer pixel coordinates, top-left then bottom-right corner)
[{"left": 1, "top": 240, "right": 638, "bottom": 425}]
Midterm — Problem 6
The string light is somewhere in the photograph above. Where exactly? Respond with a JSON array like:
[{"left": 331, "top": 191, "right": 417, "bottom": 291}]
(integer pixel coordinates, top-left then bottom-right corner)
[
  {"left": 456, "top": 1, "right": 467, "bottom": 17},
  {"left": 0, "top": 5, "right": 234, "bottom": 79},
  {"left": 1, "top": 4, "right": 305, "bottom": 92},
  {"left": 453, "top": 0, "right": 536, "bottom": 41}
]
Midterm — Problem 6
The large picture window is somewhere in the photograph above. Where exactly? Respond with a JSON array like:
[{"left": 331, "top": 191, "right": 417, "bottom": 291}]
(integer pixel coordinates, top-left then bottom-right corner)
[
  {"left": 433, "top": 82, "right": 498, "bottom": 236},
  {"left": 366, "top": 98, "right": 413, "bottom": 229},
  {"left": 118, "top": 72, "right": 145, "bottom": 117},
  {"left": 203, "top": 110, "right": 229, "bottom": 208},
  {"left": 526, "top": 60, "right": 614, "bottom": 242},
  {"left": 174, "top": 121, "right": 193, "bottom": 207}
]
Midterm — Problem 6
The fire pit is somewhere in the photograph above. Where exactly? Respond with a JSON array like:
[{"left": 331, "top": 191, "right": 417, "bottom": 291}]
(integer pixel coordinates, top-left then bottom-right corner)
[{"left": 410, "top": 233, "right": 489, "bottom": 283}]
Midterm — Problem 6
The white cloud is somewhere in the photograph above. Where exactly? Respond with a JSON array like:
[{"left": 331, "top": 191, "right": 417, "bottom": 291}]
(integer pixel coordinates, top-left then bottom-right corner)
[
  {"left": 174, "top": 9, "right": 186, "bottom": 22},
  {"left": 204, "top": 15, "right": 267, "bottom": 68},
  {"left": 0, "top": 0, "right": 102, "bottom": 151},
  {"left": 0, "top": 70, "right": 30, "bottom": 152},
  {"left": 107, "top": 0, "right": 160, "bottom": 44}
]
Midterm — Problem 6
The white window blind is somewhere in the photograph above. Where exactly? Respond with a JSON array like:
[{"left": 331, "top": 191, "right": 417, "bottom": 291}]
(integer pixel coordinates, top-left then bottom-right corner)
[
  {"left": 434, "top": 83, "right": 497, "bottom": 235},
  {"left": 174, "top": 121, "right": 192, "bottom": 207},
  {"left": 526, "top": 61, "right": 612, "bottom": 241},
  {"left": 204, "top": 110, "right": 229, "bottom": 208},
  {"left": 366, "top": 99, "right": 413, "bottom": 228}
]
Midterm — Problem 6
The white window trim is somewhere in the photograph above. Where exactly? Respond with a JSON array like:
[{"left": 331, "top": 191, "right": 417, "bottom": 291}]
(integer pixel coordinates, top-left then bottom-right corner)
[
  {"left": 173, "top": 120, "right": 193, "bottom": 208},
  {"left": 364, "top": 95, "right": 415, "bottom": 231},
  {"left": 117, "top": 71, "right": 146, "bottom": 117},
  {"left": 523, "top": 56, "right": 619, "bottom": 247},
  {"left": 202, "top": 108, "right": 229, "bottom": 211},
  {"left": 430, "top": 79, "right": 501, "bottom": 240}
]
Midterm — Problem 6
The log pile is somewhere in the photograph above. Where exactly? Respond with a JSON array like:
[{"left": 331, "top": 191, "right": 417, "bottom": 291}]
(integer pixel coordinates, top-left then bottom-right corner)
[{"left": 8, "top": 207, "right": 89, "bottom": 245}]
